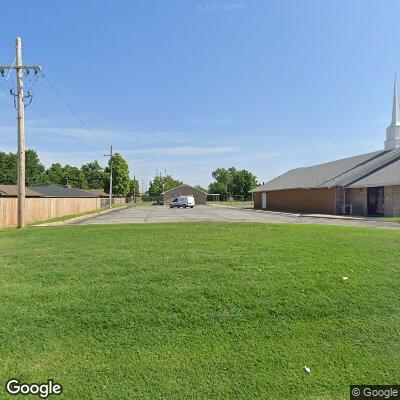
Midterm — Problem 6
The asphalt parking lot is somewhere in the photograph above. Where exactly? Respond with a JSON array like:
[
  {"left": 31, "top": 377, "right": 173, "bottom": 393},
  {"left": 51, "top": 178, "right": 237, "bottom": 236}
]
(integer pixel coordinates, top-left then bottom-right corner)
[{"left": 75, "top": 205, "right": 400, "bottom": 229}]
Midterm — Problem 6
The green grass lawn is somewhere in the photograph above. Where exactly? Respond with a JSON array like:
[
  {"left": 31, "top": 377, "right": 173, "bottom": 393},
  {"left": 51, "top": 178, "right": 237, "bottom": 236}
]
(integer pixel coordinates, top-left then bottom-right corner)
[
  {"left": 28, "top": 203, "right": 128, "bottom": 226},
  {"left": 0, "top": 223, "right": 398, "bottom": 399}
]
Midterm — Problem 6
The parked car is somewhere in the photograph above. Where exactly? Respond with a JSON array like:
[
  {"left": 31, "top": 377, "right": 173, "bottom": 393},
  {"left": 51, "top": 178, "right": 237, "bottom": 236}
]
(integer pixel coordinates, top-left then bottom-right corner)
[{"left": 169, "top": 196, "right": 195, "bottom": 208}]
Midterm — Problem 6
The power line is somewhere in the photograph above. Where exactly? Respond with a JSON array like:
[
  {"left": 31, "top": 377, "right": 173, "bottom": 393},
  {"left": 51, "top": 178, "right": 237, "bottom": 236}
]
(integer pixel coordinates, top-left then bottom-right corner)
[
  {"left": 23, "top": 48, "right": 105, "bottom": 151},
  {"left": 34, "top": 84, "right": 103, "bottom": 150},
  {"left": 5, "top": 57, "right": 16, "bottom": 81},
  {"left": 39, "top": 70, "right": 104, "bottom": 149},
  {"left": 0, "top": 67, "right": 15, "bottom": 93},
  {"left": 24, "top": 68, "right": 40, "bottom": 92},
  {"left": 31, "top": 101, "right": 101, "bottom": 151},
  {"left": 32, "top": 101, "right": 100, "bottom": 151},
  {"left": 3, "top": 70, "right": 103, "bottom": 151}
]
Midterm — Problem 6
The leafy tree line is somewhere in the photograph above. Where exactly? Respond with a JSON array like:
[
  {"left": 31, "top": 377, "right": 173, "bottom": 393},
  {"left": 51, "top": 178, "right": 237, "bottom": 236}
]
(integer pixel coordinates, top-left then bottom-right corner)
[
  {"left": 142, "top": 168, "right": 258, "bottom": 200},
  {"left": 0, "top": 149, "right": 139, "bottom": 196},
  {"left": 0, "top": 150, "right": 258, "bottom": 200},
  {"left": 140, "top": 167, "right": 258, "bottom": 200},
  {"left": 208, "top": 167, "right": 258, "bottom": 201},
  {"left": 0, "top": 150, "right": 47, "bottom": 186},
  {"left": 147, "top": 173, "right": 183, "bottom": 196}
]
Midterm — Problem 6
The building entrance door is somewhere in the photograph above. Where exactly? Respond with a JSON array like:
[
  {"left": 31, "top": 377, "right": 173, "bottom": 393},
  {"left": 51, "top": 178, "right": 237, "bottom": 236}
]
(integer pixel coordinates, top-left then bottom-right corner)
[
  {"left": 262, "top": 193, "right": 267, "bottom": 209},
  {"left": 367, "top": 187, "right": 384, "bottom": 216}
]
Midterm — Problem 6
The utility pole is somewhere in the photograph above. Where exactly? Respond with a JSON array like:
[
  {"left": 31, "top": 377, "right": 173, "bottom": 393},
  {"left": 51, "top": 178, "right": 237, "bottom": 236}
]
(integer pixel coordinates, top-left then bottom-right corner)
[
  {"left": 0, "top": 37, "right": 41, "bottom": 228},
  {"left": 103, "top": 145, "right": 113, "bottom": 209},
  {"left": 133, "top": 175, "right": 136, "bottom": 204}
]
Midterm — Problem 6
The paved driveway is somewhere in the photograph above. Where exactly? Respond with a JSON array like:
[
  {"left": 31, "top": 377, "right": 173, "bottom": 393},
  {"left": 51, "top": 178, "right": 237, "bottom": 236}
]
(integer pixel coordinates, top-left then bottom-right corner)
[{"left": 75, "top": 205, "right": 400, "bottom": 229}]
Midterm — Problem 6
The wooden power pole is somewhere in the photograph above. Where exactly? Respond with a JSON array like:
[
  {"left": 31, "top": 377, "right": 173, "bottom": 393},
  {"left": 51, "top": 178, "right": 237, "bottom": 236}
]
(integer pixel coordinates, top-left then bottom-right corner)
[
  {"left": 0, "top": 37, "right": 41, "bottom": 228},
  {"left": 133, "top": 175, "right": 136, "bottom": 204},
  {"left": 104, "top": 145, "right": 113, "bottom": 209}
]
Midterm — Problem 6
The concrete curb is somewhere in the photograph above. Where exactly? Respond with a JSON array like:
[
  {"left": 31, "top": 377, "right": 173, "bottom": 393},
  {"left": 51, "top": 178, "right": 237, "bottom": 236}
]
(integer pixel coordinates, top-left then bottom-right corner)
[
  {"left": 209, "top": 204, "right": 398, "bottom": 223},
  {"left": 209, "top": 205, "right": 302, "bottom": 218},
  {"left": 208, "top": 203, "right": 255, "bottom": 210},
  {"left": 251, "top": 210, "right": 393, "bottom": 222},
  {"left": 251, "top": 209, "right": 301, "bottom": 218},
  {"left": 34, "top": 206, "right": 129, "bottom": 227},
  {"left": 298, "top": 213, "right": 393, "bottom": 222}
]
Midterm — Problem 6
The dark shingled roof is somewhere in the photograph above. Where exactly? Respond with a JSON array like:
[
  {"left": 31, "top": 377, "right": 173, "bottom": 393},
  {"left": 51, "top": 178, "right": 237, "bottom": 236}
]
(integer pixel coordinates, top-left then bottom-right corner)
[
  {"left": 0, "top": 185, "right": 43, "bottom": 197},
  {"left": 84, "top": 188, "right": 108, "bottom": 197},
  {"left": 252, "top": 149, "right": 400, "bottom": 192},
  {"left": 31, "top": 185, "right": 97, "bottom": 198}
]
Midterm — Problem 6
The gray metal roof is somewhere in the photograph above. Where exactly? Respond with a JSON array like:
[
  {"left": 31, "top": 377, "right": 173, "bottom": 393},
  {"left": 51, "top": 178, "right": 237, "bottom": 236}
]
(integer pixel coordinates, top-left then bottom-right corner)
[
  {"left": 251, "top": 150, "right": 399, "bottom": 192},
  {"left": 348, "top": 157, "right": 400, "bottom": 187},
  {"left": 31, "top": 184, "right": 97, "bottom": 198}
]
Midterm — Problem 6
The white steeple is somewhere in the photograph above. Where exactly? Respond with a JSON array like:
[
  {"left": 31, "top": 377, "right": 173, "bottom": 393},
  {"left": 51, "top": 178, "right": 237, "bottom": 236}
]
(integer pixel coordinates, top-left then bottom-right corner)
[{"left": 385, "top": 74, "right": 400, "bottom": 151}]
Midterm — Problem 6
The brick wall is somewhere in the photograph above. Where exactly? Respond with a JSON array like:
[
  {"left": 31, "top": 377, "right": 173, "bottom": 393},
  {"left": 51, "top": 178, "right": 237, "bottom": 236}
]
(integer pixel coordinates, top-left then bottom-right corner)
[
  {"left": 384, "top": 185, "right": 400, "bottom": 217},
  {"left": 253, "top": 188, "right": 337, "bottom": 214},
  {"left": 345, "top": 188, "right": 368, "bottom": 216},
  {"left": 345, "top": 186, "right": 400, "bottom": 217},
  {"left": 392, "top": 186, "right": 400, "bottom": 216},
  {"left": 335, "top": 187, "right": 344, "bottom": 214},
  {"left": 253, "top": 192, "right": 262, "bottom": 209},
  {"left": 161, "top": 186, "right": 207, "bottom": 205},
  {"left": 254, "top": 185, "right": 400, "bottom": 216}
]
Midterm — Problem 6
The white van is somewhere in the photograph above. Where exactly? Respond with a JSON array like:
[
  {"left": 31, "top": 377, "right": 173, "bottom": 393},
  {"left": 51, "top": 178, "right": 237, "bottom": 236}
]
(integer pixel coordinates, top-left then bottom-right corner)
[{"left": 169, "top": 196, "right": 195, "bottom": 208}]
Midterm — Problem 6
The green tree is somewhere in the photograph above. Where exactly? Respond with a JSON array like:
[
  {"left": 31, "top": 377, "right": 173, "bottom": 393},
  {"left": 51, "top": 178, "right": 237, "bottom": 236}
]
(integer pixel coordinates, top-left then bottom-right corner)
[
  {"left": 128, "top": 178, "right": 140, "bottom": 196},
  {"left": 229, "top": 169, "right": 258, "bottom": 199},
  {"left": 45, "top": 163, "right": 64, "bottom": 185},
  {"left": 81, "top": 161, "right": 106, "bottom": 189},
  {"left": 0, "top": 151, "right": 17, "bottom": 184},
  {"left": 104, "top": 153, "right": 130, "bottom": 196},
  {"left": 208, "top": 167, "right": 258, "bottom": 200},
  {"left": 208, "top": 181, "right": 229, "bottom": 200},
  {"left": 0, "top": 149, "right": 47, "bottom": 185},
  {"left": 63, "top": 165, "right": 87, "bottom": 188},
  {"left": 148, "top": 173, "right": 183, "bottom": 196},
  {"left": 25, "top": 149, "right": 46, "bottom": 185},
  {"left": 208, "top": 167, "right": 230, "bottom": 200},
  {"left": 211, "top": 168, "right": 230, "bottom": 185},
  {"left": 45, "top": 163, "right": 87, "bottom": 188}
]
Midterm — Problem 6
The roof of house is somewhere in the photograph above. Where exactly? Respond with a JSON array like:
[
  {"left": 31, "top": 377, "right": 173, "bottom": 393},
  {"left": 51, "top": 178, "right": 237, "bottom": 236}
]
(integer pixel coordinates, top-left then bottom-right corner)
[
  {"left": 84, "top": 188, "right": 108, "bottom": 197},
  {"left": 0, "top": 185, "right": 43, "bottom": 197},
  {"left": 252, "top": 148, "right": 400, "bottom": 192},
  {"left": 347, "top": 157, "right": 400, "bottom": 188},
  {"left": 30, "top": 184, "right": 98, "bottom": 198},
  {"left": 161, "top": 184, "right": 208, "bottom": 195}
]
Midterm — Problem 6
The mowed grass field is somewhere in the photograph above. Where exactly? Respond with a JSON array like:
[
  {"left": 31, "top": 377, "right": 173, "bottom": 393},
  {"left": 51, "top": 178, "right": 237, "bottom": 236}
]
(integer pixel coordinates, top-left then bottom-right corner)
[{"left": 0, "top": 223, "right": 399, "bottom": 399}]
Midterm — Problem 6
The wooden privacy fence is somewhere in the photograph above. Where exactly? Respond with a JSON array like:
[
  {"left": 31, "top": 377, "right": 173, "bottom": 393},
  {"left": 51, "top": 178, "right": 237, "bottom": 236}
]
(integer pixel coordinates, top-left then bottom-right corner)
[{"left": 0, "top": 197, "right": 102, "bottom": 228}]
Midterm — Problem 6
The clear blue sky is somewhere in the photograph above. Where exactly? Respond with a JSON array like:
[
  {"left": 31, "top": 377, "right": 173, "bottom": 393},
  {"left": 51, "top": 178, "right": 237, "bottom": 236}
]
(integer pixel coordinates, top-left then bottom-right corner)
[{"left": 1, "top": 0, "right": 399, "bottom": 188}]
